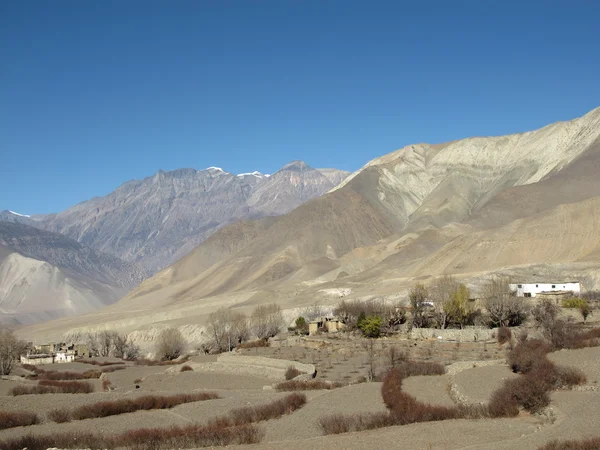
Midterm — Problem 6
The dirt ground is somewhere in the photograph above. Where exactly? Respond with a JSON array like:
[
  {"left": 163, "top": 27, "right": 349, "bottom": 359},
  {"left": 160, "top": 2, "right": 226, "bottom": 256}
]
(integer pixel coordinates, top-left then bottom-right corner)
[{"left": 1, "top": 341, "right": 600, "bottom": 449}]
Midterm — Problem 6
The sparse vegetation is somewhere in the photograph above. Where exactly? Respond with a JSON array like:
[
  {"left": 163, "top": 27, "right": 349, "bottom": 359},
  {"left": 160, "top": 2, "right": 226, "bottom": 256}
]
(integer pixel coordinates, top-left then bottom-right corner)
[
  {"left": 180, "top": 364, "right": 193, "bottom": 372},
  {"left": 0, "top": 411, "right": 40, "bottom": 430}
]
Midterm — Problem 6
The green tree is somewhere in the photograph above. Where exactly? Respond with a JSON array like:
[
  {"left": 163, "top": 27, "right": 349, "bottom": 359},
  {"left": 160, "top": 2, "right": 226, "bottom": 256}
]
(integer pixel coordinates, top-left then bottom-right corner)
[
  {"left": 445, "top": 283, "right": 472, "bottom": 328},
  {"left": 359, "top": 315, "right": 382, "bottom": 338},
  {"left": 579, "top": 302, "right": 591, "bottom": 323},
  {"left": 295, "top": 317, "right": 308, "bottom": 334},
  {"left": 357, "top": 311, "right": 367, "bottom": 329}
]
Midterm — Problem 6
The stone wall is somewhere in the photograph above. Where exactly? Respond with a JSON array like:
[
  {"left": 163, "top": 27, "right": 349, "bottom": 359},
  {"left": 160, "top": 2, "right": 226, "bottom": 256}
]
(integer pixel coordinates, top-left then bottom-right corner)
[{"left": 408, "top": 327, "right": 494, "bottom": 342}]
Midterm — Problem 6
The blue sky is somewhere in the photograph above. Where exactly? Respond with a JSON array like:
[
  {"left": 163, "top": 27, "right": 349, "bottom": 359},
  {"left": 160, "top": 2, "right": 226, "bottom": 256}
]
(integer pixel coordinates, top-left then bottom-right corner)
[{"left": 1, "top": 1, "right": 599, "bottom": 214}]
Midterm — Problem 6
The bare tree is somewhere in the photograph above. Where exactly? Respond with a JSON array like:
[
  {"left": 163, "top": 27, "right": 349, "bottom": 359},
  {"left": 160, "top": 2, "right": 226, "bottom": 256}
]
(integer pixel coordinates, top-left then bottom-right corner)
[
  {"left": 156, "top": 328, "right": 186, "bottom": 361},
  {"left": 362, "top": 339, "right": 379, "bottom": 381},
  {"left": 482, "top": 277, "right": 528, "bottom": 327},
  {"left": 0, "top": 330, "right": 26, "bottom": 375},
  {"left": 86, "top": 332, "right": 100, "bottom": 357},
  {"left": 251, "top": 303, "right": 283, "bottom": 340},
  {"left": 112, "top": 333, "right": 132, "bottom": 359},
  {"left": 98, "top": 331, "right": 116, "bottom": 357},
  {"left": 207, "top": 308, "right": 249, "bottom": 353},
  {"left": 429, "top": 275, "right": 459, "bottom": 329},
  {"left": 409, "top": 283, "right": 429, "bottom": 328}
]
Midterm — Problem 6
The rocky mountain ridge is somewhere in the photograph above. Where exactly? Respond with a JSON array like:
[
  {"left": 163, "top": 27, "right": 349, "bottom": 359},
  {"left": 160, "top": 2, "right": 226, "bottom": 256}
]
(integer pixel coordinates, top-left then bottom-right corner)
[{"left": 40, "top": 162, "right": 349, "bottom": 273}]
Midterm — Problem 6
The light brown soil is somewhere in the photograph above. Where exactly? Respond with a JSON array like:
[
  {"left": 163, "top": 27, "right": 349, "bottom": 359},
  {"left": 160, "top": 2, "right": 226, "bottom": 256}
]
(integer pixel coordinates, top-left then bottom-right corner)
[
  {"left": 453, "top": 364, "right": 519, "bottom": 404},
  {"left": 2, "top": 342, "right": 600, "bottom": 450}
]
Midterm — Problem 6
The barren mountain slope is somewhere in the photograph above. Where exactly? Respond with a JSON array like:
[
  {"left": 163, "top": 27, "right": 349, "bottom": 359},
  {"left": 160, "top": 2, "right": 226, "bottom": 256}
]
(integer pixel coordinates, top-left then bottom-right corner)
[
  {"left": 18, "top": 106, "right": 600, "bottom": 341},
  {"left": 123, "top": 106, "right": 600, "bottom": 302},
  {"left": 41, "top": 164, "right": 349, "bottom": 273},
  {"left": 0, "top": 222, "right": 147, "bottom": 325}
]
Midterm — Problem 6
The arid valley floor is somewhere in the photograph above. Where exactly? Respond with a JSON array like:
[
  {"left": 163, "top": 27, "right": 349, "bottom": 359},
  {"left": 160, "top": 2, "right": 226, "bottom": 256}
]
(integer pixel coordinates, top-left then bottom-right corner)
[{"left": 2, "top": 322, "right": 600, "bottom": 450}]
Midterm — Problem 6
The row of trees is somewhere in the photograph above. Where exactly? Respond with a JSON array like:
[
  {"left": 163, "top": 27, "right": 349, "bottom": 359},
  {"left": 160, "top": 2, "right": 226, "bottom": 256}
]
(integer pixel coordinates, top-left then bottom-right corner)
[
  {"left": 329, "top": 276, "right": 530, "bottom": 338},
  {"left": 409, "top": 276, "right": 529, "bottom": 330},
  {"left": 83, "top": 331, "right": 138, "bottom": 359},
  {"left": 206, "top": 303, "right": 283, "bottom": 353}
]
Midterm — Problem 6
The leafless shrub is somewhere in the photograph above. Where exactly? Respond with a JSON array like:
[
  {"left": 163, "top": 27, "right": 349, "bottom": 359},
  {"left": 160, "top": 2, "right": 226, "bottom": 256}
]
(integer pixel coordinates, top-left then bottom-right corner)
[
  {"left": 68, "top": 392, "right": 219, "bottom": 420},
  {"left": 507, "top": 339, "right": 551, "bottom": 374},
  {"left": 0, "top": 424, "right": 263, "bottom": 450},
  {"left": 77, "top": 360, "right": 126, "bottom": 366},
  {"left": 134, "top": 356, "right": 189, "bottom": 366},
  {"left": 0, "top": 411, "right": 40, "bottom": 430},
  {"left": 539, "top": 437, "right": 600, "bottom": 450},
  {"left": 155, "top": 328, "right": 186, "bottom": 361},
  {"left": 497, "top": 326, "right": 512, "bottom": 345},
  {"left": 48, "top": 408, "right": 72, "bottom": 423},
  {"left": 237, "top": 339, "right": 270, "bottom": 349},
  {"left": 275, "top": 380, "right": 342, "bottom": 391},
  {"left": 10, "top": 380, "right": 94, "bottom": 395},
  {"left": 222, "top": 393, "right": 306, "bottom": 425},
  {"left": 284, "top": 365, "right": 302, "bottom": 380},
  {"left": 180, "top": 365, "right": 193, "bottom": 372}
]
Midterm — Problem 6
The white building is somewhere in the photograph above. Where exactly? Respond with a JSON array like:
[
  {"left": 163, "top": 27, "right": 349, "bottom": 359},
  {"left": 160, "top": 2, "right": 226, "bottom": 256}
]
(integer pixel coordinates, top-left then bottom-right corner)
[
  {"left": 55, "top": 351, "right": 76, "bottom": 363},
  {"left": 509, "top": 282, "right": 580, "bottom": 298}
]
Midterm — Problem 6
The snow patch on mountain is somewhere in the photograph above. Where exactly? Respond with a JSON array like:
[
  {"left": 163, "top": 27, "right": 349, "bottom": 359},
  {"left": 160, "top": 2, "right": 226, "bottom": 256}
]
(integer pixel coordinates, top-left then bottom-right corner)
[{"left": 8, "top": 211, "right": 30, "bottom": 218}]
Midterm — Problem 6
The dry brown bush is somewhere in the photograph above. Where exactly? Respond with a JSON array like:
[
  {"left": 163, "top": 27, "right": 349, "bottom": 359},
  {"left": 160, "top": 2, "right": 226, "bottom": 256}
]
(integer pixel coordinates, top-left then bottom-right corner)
[
  {"left": 180, "top": 365, "right": 193, "bottom": 372},
  {"left": 497, "top": 326, "right": 512, "bottom": 345},
  {"left": 539, "top": 437, "right": 600, "bottom": 450},
  {"left": 10, "top": 380, "right": 94, "bottom": 395},
  {"left": 275, "top": 380, "right": 342, "bottom": 391},
  {"left": 507, "top": 339, "right": 551, "bottom": 374},
  {"left": 0, "top": 394, "right": 307, "bottom": 450},
  {"left": 47, "top": 408, "right": 71, "bottom": 423},
  {"left": 134, "top": 356, "right": 189, "bottom": 366},
  {"left": 284, "top": 365, "right": 302, "bottom": 380},
  {"left": 77, "top": 360, "right": 125, "bottom": 366},
  {"left": 0, "top": 424, "right": 262, "bottom": 450},
  {"left": 65, "top": 392, "right": 219, "bottom": 421},
  {"left": 227, "top": 393, "right": 306, "bottom": 425},
  {"left": 0, "top": 411, "right": 40, "bottom": 430},
  {"left": 237, "top": 339, "right": 270, "bottom": 349}
]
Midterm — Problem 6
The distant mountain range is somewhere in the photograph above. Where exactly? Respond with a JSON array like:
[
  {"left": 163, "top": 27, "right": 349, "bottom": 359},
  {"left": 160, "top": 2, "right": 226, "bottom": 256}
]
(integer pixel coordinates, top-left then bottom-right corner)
[
  {"left": 26, "top": 106, "right": 600, "bottom": 343},
  {"left": 1, "top": 161, "right": 349, "bottom": 324},
  {"left": 38, "top": 161, "right": 349, "bottom": 272}
]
